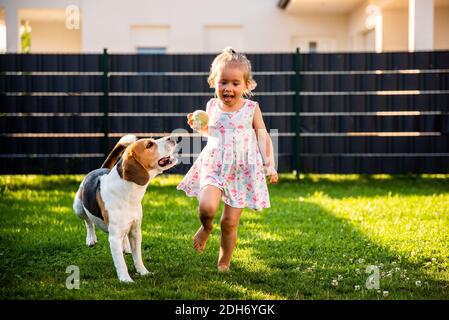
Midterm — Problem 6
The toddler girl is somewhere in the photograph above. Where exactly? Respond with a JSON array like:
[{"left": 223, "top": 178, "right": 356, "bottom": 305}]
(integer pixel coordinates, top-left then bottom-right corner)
[{"left": 177, "top": 47, "right": 278, "bottom": 272}]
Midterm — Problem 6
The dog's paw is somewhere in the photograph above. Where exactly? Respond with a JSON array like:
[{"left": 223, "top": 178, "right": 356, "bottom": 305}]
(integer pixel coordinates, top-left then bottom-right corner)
[
  {"left": 137, "top": 267, "right": 150, "bottom": 276},
  {"left": 119, "top": 275, "right": 134, "bottom": 283},
  {"left": 86, "top": 237, "right": 97, "bottom": 247}
]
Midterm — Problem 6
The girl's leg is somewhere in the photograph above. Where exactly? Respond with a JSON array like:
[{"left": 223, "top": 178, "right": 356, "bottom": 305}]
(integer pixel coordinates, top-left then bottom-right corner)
[
  {"left": 218, "top": 204, "right": 243, "bottom": 271},
  {"left": 193, "top": 185, "right": 222, "bottom": 252}
]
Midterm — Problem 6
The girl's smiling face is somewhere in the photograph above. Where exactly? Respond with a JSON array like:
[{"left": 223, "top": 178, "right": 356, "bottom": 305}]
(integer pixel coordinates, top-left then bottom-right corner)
[{"left": 215, "top": 63, "right": 247, "bottom": 108}]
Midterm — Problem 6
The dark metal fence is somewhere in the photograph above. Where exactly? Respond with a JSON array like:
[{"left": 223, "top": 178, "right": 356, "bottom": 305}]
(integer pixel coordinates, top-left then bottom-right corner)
[{"left": 1, "top": 50, "right": 448, "bottom": 174}]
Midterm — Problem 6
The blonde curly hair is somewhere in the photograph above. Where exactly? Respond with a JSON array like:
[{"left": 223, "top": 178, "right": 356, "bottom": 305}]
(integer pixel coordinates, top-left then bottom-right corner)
[{"left": 207, "top": 47, "right": 257, "bottom": 97}]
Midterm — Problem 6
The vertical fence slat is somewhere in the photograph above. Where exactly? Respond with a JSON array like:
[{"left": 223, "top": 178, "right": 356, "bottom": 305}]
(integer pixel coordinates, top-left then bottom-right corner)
[
  {"left": 102, "top": 48, "right": 110, "bottom": 157},
  {"left": 294, "top": 48, "right": 301, "bottom": 179}
]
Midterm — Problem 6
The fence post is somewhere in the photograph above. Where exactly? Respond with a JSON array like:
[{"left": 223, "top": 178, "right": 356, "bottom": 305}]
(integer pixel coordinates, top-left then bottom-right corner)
[
  {"left": 294, "top": 47, "right": 301, "bottom": 180},
  {"left": 102, "top": 48, "right": 110, "bottom": 157}
]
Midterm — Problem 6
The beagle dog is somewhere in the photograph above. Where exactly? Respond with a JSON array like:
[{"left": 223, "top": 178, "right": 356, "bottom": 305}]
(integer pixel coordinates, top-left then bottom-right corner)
[{"left": 73, "top": 134, "right": 177, "bottom": 282}]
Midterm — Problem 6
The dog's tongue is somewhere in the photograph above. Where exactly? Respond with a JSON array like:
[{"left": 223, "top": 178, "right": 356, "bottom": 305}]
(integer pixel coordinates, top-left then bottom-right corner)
[{"left": 158, "top": 157, "right": 171, "bottom": 167}]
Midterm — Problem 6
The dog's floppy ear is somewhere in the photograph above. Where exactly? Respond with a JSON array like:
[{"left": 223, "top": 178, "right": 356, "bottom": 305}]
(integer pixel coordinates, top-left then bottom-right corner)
[
  {"left": 119, "top": 151, "right": 150, "bottom": 186},
  {"left": 101, "top": 134, "right": 138, "bottom": 169}
]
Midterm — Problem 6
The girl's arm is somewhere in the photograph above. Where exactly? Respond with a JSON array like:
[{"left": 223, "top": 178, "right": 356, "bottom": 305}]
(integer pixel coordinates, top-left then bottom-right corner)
[{"left": 253, "top": 104, "right": 278, "bottom": 184}]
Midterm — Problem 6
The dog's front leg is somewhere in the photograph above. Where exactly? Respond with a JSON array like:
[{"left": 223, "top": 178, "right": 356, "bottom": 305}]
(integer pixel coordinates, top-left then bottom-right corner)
[
  {"left": 129, "top": 223, "right": 149, "bottom": 276},
  {"left": 108, "top": 229, "right": 133, "bottom": 282}
]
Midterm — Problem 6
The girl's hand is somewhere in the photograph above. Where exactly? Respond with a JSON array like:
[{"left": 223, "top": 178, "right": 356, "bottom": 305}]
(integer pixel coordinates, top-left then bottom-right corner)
[
  {"left": 263, "top": 166, "right": 279, "bottom": 184},
  {"left": 187, "top": 113, "right": 194, "bottom": 127},
  {"left": 187, "top": 113, "right": 208, "bottom": 134}
]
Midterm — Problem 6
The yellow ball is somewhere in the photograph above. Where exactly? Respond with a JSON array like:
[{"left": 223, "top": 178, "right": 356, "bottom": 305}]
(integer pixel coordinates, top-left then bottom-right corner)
[{"left": 192, "top": 110, "right": 209, "bottom": 130}]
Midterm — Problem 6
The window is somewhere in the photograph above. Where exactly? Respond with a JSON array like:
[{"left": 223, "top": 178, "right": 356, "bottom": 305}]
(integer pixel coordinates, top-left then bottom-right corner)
[
  {"left": 136, "top": 47, "right": 166, "bottom": 54},
  {"left": 309, "top": 41, "right": 317, "bottom": 53},
  {"left": 131, "top": 25, "right": 169, "bottom": 54},
  {"left": 292, "top": 36, "right": 337, "bottom": 53}
]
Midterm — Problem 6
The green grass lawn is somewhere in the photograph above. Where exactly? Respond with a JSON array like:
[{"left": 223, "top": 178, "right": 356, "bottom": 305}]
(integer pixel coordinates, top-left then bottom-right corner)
[{"left": 0, "top": 174, "right": 448, "bottom": 300}]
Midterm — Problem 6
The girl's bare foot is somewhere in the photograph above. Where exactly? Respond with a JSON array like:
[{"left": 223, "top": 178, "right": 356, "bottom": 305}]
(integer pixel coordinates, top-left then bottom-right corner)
[
  {"left": 217, "top": 264, "right": 230, "bottom": 272},
  {"left": 193, "top": 226, "right": 211, "bottom": 253}
]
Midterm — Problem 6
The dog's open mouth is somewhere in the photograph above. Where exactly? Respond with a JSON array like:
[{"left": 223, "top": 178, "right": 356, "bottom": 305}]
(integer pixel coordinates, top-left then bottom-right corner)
[{"left": 158, "top": 156, "right": 176, "bottom": 168}]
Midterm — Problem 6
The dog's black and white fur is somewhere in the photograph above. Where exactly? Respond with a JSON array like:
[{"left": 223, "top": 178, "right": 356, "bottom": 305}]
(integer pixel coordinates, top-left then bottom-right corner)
[{"left": 73, "top": 135, "right": 177, "bottom": 282}]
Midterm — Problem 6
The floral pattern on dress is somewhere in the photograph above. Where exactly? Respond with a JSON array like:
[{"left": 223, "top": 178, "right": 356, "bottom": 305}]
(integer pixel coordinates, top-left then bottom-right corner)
[{"left": 177, "top": 98, "right": 270, "bottom": 211}]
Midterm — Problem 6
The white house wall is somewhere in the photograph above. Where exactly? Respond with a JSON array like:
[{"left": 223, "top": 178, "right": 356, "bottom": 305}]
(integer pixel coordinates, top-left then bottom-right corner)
[{"left": 81, "top": 0, "right": 350, "bottom": 53}]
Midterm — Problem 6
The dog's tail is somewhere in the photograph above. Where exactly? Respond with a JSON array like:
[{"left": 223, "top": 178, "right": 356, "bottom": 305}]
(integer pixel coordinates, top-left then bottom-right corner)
[{"left": 101, "top": 134, "right": 138, "bottom": 169}]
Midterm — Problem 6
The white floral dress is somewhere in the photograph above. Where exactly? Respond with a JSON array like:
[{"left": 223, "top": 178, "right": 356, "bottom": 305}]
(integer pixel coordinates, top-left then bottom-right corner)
[{"left": 177, "top": 98, "right": 270, "bottom": 210}]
